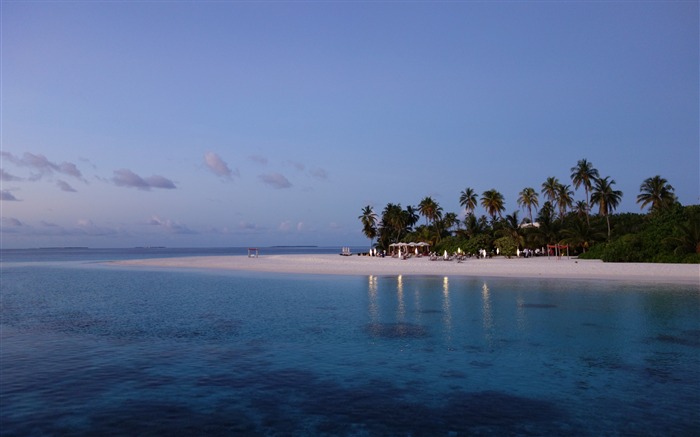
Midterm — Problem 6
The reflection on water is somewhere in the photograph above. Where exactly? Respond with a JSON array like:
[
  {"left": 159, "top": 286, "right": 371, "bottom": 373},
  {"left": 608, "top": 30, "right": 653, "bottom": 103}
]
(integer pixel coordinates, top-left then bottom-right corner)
[
  {"left": 396, "top": 275, "right": 405, "bottom": 321},
  {"left": 482, "top": 282, "right": 493, "bottom": 343},
  {"left": 442, "top": 276, "right": 452, "bottom": 339},
  {"left": 368, "top": 275, "right": 378, "bottom": 323}
]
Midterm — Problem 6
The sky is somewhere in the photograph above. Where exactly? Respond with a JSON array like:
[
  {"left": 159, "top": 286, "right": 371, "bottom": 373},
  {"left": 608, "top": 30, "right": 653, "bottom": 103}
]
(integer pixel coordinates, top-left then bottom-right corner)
[{"left": 1, "top": 1, "right": 698, "bottom": 249}]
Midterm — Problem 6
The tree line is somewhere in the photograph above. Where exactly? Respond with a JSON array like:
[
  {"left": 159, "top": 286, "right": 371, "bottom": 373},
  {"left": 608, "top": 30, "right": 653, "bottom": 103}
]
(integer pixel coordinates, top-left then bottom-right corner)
[{"left": 359, "top": 159, "right": 699, "bottom": 263}]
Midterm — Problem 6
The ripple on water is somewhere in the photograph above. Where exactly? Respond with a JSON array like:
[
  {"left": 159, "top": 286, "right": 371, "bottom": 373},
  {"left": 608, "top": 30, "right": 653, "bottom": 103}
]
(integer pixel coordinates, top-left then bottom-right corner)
[{"left": 363, "top": 323, "right": 430, "bottom": 339}]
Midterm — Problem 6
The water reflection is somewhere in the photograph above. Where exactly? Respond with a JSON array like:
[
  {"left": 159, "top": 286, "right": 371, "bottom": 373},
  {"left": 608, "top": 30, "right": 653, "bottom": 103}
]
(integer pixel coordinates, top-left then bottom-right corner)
[
  {"left": 368, "top": 275, "right": 378, "bottom": 323},
  {"left": 396, "top": 275, "right": 405, "bottom": 321},
  {"left": 482, "top": 282, "right": 493, "bottom": 342},
  {"left": 442, "top": 277, "right": 452, "bottom": 338}
]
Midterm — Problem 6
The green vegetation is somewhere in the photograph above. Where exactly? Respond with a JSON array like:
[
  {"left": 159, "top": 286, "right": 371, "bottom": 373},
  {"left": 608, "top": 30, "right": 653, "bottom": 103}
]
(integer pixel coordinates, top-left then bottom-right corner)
[{"left": 359, "top": 160, "right": 698, "bottom": 263}]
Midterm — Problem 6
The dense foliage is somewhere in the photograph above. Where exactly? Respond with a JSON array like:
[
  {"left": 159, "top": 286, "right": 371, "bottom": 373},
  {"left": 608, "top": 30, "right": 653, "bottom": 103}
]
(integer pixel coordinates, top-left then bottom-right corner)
[{"left": 358, "top": 161, "right": 698, "bottom": 264}]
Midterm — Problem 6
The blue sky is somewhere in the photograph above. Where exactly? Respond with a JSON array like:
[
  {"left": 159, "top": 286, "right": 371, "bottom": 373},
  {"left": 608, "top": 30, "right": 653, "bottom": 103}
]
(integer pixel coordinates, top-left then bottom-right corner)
[{"left": 2, "top": 1, "right": 698, "bottom": 248}]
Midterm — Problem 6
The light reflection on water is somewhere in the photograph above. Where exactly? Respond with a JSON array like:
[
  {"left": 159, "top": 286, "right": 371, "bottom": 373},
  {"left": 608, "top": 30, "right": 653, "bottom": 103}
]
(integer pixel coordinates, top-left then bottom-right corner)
[{"left": 1, "top": 263, "right": 699, "bottom": 436}]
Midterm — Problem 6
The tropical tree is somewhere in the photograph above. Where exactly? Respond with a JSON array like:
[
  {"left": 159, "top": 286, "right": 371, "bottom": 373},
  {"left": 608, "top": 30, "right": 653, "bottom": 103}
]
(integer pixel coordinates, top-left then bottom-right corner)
[
  {"left": 555, "top": 183, "right": 574, "bottom": 219},
  {"left": 517, "top": 187, "right": 539, "bottom": 224},
  {"left": 379, "top": 203, "right": 408, "bottom": 246},
  {"left": 481, "top": 189, "right": 505, "bottom": 221},
  {"left": 541, "top": 177, "right": 561, "bottom": 217},
  {"left": 418, "top": 196, "right": 442, "bottom": 226},
  {"left": 560, "top": 217, "right": 605, "bottom": 253},
  {"left": 358, "top": 205, "right": 378, "bottom": 249},
  {"left": 497, "top": 211, "right": 525, "bottom": 249},
  {"left": 459, "top": 187, "right": 479, "bottom": 217},
  {"left": 573, "top": 200, "right": 589, "bottom": 220},
  {"left": 570, "top": 159, "right": 599, "bottom": 223},
  {"left": 405, "top": 205, "right": 420, "bottom": 230},
  {"left": 637, "top": 175, "right": 677, "bottom": 214},
  {"left": 441, "top": 212, "right": 459, "bottom": 235},
  {"left": 590, "top": 176, "right": 623, "bottom": 239}
]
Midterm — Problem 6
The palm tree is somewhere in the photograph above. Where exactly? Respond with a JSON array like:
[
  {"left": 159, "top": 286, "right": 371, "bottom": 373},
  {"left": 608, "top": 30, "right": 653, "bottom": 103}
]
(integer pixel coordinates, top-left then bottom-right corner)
[
  {"left": 380, "top": 203, "right": 407, "bottom": 245},
  {"left": 459, "top": 187, "right": 479, "bottom": 217},
  {"left": 573, "top": 200, "right": 589, "bottom": 220},
  {"left": 570, "top": 159, "right": 599, "bottom": 223},
  {"left": 590, "top": 176, "right": 623, "bottom": 240},
  {"left": 560, "top": 218, "right": 605, "bottom": 253},
  {"left": 404, "top": 205, "right": 420, "bottom": 230},
  {"left": 481, "top": 189, "right": 505, "bottom": 221},
  {"left": 358, "top": 205, "right": 378, "bottom": 249},
  {"left": 541, "top": 177, "right": 560, "bottom": 213},
  {"left": 517, "top": 187, "right": 539, "bottom": 224},
  {"left": 418, "top": 196, "right": 442, "bottom": 226},
  {"left": 637, "top": 175, "right": 677, "bottom": 213},
  {"left": 555, "top": 183, "right": 574, "bottom": 219},
  {"left": 442, "top": 212, "right": 459, "bottom": 235}
]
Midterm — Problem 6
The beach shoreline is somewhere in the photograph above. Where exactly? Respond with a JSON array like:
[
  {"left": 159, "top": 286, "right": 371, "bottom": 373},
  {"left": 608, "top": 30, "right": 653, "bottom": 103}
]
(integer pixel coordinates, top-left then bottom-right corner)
[{"left": 111, "top": 254, "right": 699, "bottom": 286}]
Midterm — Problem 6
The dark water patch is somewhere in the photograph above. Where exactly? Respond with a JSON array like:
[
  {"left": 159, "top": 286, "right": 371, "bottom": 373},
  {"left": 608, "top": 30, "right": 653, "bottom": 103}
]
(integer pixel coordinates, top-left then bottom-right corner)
[
  {"left": 315, "top": 305, "right": 338, "bottom": 311},
  {"left": 655, "top": 333, "right": 700, "bottom": 348},
  {"left": 87, "top": 401, "right": 261, "bottom": 436},
  {"left": 439, "top": 390, "right": 569, "bottom": 434},
  {"left": 470, "top": 360, "right": 493, "bottom": 369},
  {"left": 519, "top": 303, "right": 558, "bottom": 309},
  {"left": 419, "top": 309, "right": 442, "bottom": 314},
  {"left": 441, "top": 369, "right": 468, "bottom": 379},
  {"left": 303, "top": 325, "right": 326, "bottom": 335},
  {"left": 364, "top": 322, "right": 430, "bottom": 339},
  {"left": 581, "top": 355, "right": 630, "bottom": 371}
]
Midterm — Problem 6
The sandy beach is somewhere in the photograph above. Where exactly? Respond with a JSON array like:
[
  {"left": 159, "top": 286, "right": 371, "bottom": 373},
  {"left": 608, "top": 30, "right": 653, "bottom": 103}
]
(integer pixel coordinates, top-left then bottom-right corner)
[{"left": 113, "top": 254, "right": 699, "bottom": 285}]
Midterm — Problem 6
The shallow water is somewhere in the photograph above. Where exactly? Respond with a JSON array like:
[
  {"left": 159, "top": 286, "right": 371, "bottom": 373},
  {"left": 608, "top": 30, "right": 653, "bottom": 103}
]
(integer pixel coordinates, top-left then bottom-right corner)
[{"left": 1, "top": 253, "right": 699, "bottom": 436}]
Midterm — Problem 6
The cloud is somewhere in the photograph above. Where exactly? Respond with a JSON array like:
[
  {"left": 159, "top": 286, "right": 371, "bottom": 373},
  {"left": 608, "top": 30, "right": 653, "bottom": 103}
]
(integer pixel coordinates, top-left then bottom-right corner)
[
  {"left": 248, "top": 155, "right": 268, "bottom": 165},
  {"left": 259, "top": 173, "right": 292, "bottom": 189},
  {"left": 112, "top": 169, "right": 176, "bottom": 190},
  {"left": 309, "top": 167, "right": 328, "bottom": 180},
  {"left": 75, "top": 219, "right": 120, "bottom": 236},
  {"left": 204, "top": 152, "right": 238, "bottom": 179},
  {"left": 286, "top": 160, "right": 305, "bottom": 172},
  {"left": 148, "top": 215, "right": 196, "bottom": 234},
  {"left": 1, "top": 151, "right": 84, "bottom": 181},
  {"left": 56, "top": 180, "right": 77, "bottom": 192},
  {"left": 1, "top": 190, "right": 20, "bottom": 201},
  {"left": 1, "top": 169, "right": 22, "bottom": 181},
  {"left": 278, "top": 221, "right": 304, "bottom": 232},
  {"left": 239, "top": 221, "right": 262, "bottom": 230},
  {"left": 278, "top": 221, "right": 292, "bottom": 232},
  {"left": 1, "top": 217, "right": 23, "bottom": 227}
]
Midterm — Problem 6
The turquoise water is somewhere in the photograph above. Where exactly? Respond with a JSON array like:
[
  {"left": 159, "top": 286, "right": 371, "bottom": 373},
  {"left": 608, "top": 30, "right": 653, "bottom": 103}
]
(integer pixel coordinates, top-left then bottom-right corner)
[{"left": 1, "top": 250, "right": 699, "bottom": 435}]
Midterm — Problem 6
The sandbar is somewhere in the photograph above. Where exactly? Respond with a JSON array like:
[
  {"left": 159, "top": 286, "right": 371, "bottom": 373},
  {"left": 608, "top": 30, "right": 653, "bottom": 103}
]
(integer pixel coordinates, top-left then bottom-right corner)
[{"left": 112, "top": 254, "right": 699, "bottom": 285}]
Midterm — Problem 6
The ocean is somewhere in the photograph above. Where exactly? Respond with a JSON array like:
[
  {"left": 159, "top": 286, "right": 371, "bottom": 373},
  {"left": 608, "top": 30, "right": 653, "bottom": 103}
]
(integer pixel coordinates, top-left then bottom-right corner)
[{"left": 1, "top": 248, "right": 698, "bottom": 435}]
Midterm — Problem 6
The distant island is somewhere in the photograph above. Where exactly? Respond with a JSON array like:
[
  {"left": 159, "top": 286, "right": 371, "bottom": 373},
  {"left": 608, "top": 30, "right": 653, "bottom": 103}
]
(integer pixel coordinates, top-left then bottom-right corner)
[{"left": 270, "top": 245, "right": 318, "bottom": 248}]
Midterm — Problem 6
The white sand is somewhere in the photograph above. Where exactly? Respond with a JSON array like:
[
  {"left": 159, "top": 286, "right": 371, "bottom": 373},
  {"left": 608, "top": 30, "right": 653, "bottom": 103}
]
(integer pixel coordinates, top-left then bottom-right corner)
[{"left": 112, "top": 254, "right": 699, "bottom": 285}]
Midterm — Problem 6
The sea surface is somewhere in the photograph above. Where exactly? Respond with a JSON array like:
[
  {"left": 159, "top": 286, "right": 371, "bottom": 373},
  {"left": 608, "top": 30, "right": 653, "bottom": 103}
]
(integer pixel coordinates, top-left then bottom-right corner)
[{"left": 1, "top": 248, "right": 699, "bottom": 436}]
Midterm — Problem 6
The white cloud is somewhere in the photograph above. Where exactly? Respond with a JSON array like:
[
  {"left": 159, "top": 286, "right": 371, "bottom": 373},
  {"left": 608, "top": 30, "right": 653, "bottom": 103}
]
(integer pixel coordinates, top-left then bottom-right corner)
[
  {"left": 204, "top": 152, "right": 238, "bottom": 179},
  {"left": 259, "top": 173, "right": 292, "bottom": 189},
  {"left": 286, "top": 160, "right": 305, "bottom": 172},
  {"left": 112, "top": 169, "right": 176, "bottom": 190},
  {"left": 56, "top": 180, "right": 77, "bottom": 192},
  {"left": 278, "top": 221, "right": 292, "bottom": 232},
  {"left": 148, "top": 215, "right": 196, "bottom": 234},
  {"left": 1, "top": 151, "right": 85, "bottom": 181},
  {"left": 309, "top": 167, "right": 328, "bottom": 180},
  {"left": 248, "top": 154, "right": 268, "bottom": 165},
  {"left": 1, "top": 217, "right": 23, "bottom": 227},
  {"left": 0, "top": 190, "right": 20, "bottom": 201},
  {"left": 0, "top": 169, "right": 22, "bottom": 181}
]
